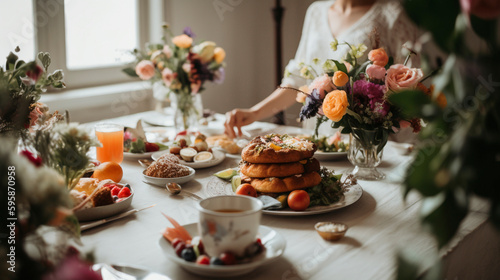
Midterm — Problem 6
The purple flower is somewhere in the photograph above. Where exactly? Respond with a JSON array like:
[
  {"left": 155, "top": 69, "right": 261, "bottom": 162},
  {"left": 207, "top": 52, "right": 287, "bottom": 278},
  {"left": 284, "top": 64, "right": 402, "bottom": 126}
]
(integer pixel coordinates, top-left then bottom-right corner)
[
  {"left": 299, "top": 89, "right": 322, "bottom": 121},
  {"left": 213, "top": 68, "right": 225, "bottom": 84},
  {"left": 352, "top": 79, "right": 385, "bottom": 101},
  {"left": 183, "top": 27, "right": 195, "bottom": 38}
]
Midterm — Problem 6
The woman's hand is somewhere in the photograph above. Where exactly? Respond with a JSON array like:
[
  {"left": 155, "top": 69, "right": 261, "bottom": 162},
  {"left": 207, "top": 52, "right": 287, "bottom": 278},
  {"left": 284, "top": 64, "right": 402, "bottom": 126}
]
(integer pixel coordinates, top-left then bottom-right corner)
[{"left": 224, "top": 109, "right": 257, "bottom": 139}]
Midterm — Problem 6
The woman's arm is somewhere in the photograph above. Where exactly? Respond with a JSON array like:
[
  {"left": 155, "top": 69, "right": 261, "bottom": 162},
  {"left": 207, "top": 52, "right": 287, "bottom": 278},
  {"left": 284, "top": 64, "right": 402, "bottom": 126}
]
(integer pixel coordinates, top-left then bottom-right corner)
[{"left": 224, "top": 87, "right": 298, "bottom": 138}]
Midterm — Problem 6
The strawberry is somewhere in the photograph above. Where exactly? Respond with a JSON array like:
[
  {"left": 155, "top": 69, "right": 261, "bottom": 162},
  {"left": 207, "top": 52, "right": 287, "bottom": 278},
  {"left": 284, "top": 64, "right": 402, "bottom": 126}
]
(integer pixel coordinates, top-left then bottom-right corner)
[
  {"left": 145, "top": 142, "right": 160, "bottom": 152},
  {"left": 117, "top": 187, "right": 131, "bottom": 198},
  {"left": 111, "top": 186, "right": 122, "bottom": 196}
]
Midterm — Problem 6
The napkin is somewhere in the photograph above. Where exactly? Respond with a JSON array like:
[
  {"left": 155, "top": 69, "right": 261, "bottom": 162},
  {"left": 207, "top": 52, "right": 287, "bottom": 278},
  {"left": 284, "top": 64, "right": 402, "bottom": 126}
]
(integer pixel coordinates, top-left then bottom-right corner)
[{"left": 257, "top": 195, "right": 283, "bottom": 210}]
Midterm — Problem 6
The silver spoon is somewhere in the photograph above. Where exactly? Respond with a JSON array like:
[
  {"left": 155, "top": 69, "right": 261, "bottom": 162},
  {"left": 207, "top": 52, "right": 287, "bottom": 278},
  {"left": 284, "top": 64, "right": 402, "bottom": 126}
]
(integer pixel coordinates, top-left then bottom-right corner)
[
  {"left": 138, "top": 159, "right": 153, "bottom": 168},
  {"left": 166, "top": 182, "right": 203, "bottom": 201}
]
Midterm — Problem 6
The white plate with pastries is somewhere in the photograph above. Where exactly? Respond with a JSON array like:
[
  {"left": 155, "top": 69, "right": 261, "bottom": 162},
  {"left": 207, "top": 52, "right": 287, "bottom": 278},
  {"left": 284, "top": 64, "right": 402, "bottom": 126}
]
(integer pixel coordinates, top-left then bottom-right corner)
[
  {"left": 71, "top": 179, "right": 134, "bottom": 222},
  {"left": 151, "top": 149, "right": 225, "bottom": 169}
]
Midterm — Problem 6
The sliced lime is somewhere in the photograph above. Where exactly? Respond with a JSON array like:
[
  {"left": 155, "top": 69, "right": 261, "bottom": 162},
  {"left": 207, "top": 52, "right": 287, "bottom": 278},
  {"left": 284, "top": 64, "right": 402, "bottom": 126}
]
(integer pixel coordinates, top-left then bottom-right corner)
[
  {"left": 231, "top": 175, "right": 241, "bottom": 192},
  {"left": 214, "top": 168, "right": 237, "bottom": 180}
]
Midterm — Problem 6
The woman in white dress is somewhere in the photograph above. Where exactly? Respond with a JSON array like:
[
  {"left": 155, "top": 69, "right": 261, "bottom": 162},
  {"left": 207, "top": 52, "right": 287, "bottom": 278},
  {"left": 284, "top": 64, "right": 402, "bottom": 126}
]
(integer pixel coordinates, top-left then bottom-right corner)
[{"left": 224, "top": 0, "right": 421, "bottom": 142}]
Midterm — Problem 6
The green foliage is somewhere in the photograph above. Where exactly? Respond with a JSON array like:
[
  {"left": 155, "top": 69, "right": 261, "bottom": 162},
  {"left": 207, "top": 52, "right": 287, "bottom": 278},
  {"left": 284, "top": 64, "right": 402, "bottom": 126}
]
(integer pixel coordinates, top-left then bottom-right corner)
[
  {"left": 399, "top": 0, "right": 500, "bottom": 254},
  {"left": 403, "top": 0, "right": 461, "bottom": 53},
  {"left": 0, "top": 48, "right": 65, "bottom": 138}
]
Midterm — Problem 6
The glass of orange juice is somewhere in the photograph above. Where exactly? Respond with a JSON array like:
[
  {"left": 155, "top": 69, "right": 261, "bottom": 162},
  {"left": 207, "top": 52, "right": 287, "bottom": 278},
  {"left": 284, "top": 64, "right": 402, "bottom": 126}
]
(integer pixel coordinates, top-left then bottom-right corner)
[{"left": 95, "top": 123, "right": 124, "bottom": 164}]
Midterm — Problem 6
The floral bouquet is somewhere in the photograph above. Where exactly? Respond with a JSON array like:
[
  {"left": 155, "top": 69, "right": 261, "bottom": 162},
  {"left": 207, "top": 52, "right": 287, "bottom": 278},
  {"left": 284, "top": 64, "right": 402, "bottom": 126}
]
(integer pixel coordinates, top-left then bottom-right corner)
[
  {"left": 123, "top": 25, "right": 226, "bottom": 130},
  {"left": 290, "top": 40, "right": 444, "bottom": 179},
  {"left": 0, "top": 47, "right": 65, "bottom": 138}
]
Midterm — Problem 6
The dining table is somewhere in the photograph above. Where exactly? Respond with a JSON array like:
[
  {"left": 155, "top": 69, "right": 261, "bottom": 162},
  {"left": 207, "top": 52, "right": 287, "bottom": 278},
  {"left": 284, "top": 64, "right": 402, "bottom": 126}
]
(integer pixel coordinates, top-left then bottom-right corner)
[{"left": 80, "top": 110, "right": 499, "bottom": 280}]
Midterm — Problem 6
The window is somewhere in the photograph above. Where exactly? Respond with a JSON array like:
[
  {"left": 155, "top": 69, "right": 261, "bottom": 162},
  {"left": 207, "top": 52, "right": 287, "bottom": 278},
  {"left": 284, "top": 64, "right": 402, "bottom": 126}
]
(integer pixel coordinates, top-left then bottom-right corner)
[
  {"left": 0, "top": 0, "right": 35, "bottom": 60},
  {"left": 64, "top": 0, "right": 138, "bottom": 70},
  {"left": 27, "top": 0, "right": 165, "bottom": 89}
]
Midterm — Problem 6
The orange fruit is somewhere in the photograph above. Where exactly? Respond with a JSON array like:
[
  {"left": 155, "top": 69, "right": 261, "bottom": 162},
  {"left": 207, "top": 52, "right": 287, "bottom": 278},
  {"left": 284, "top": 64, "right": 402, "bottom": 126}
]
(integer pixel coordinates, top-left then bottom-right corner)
[{"left": 92, "top": 162, "right": 123, "bottom": 183}]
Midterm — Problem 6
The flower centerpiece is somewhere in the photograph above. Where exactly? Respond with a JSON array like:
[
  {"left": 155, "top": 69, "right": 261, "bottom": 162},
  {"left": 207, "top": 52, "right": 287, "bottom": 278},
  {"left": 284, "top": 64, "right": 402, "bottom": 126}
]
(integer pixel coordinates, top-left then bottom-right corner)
[
  {"left": 290, "top": 40, "right": 442, "bottom": 180},
  {"left": 0, "top": 47, "right": 65, "bottom": 139},
  {"left": 123, "top": 25, "right": 226, "bottom": 131}
]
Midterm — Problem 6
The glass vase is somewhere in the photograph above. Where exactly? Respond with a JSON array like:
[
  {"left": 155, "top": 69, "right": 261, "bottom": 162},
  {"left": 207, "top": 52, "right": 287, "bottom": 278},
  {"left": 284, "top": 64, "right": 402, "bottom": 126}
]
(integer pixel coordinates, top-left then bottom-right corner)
[
  {"left": 170, "top": 92, "right": 203, "bottom": 132},
  {"left": 347, "top": 127, "right": 388, "bottom": 180}
]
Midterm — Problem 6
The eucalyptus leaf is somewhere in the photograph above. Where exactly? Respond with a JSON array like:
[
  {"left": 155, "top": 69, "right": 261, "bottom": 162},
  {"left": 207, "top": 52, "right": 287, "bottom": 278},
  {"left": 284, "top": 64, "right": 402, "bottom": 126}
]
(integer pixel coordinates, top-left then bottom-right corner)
[{"left": 37, "top": 52, "right": 51, "bottom": 71}]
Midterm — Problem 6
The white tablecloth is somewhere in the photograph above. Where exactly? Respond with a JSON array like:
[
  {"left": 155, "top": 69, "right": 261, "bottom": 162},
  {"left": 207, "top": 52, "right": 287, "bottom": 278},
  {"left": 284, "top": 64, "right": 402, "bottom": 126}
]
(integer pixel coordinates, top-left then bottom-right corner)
[{"left": 80, "top": 111, "right": 497, "bottom": 280}]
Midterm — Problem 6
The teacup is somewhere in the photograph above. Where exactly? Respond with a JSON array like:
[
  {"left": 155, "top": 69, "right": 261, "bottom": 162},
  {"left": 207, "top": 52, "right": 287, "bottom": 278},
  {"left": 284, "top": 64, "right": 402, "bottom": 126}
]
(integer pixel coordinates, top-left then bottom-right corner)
[{"left": 196, "top": 195, "right": 263, "bottom": 257}]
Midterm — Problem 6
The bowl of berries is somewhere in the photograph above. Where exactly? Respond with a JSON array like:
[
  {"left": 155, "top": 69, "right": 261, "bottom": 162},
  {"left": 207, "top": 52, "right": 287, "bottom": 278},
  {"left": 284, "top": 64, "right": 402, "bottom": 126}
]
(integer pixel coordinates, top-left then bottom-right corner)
[{"left": 158, "top": 222, "right": 286, "bottom": 277}]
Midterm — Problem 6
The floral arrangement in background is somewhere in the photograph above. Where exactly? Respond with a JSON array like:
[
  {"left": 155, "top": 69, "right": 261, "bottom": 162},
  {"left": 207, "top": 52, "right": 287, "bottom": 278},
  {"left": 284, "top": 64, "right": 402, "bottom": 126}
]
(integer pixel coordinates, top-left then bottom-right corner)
[
  {"left": 0, "top": 47, "right": 65, "bottom": 138},
  {"left": 288, "top": 40, "right": 443, "bottom": 150},
  {"left": 123, "top": 24, "right": 226, "bottom": 130}
]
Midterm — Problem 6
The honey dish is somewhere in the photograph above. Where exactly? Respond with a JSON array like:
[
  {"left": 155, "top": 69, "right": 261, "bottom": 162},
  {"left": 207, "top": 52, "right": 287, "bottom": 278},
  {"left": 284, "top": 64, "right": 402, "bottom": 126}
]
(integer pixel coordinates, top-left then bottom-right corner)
[{"left": 314, "top": 222, "right": 348, "bottom": 241}]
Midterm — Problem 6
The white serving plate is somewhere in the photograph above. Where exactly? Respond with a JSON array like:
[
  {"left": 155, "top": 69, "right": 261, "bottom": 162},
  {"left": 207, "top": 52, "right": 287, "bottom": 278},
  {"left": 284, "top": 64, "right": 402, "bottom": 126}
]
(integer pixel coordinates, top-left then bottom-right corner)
[
  {"left": 152, "top": 149, "right": 225, "bottom": 169},
  {"left": 158, "top": 223, "right": 286, "bottom": 278},
  {"left": 205, "top": 176, "right": 363, "bottom": 216},
  {"left": 142, "top": 166, "right": 196, "bottom": 185},
  {"left": 74, "top": 186, "right": 134, "bottom": 222}
]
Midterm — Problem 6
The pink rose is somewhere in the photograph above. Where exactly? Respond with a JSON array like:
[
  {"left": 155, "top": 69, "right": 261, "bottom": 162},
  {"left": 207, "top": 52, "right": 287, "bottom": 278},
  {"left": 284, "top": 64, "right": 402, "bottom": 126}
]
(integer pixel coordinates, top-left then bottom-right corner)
[
  {"left": 161, "top": 68, "right": 177, "bottom": 87},
  {"left": 308, "top": 74, "right": 335, "bottom": 99},
  {"left": 135, "top": 60, "right": 155, "bottom": 80},
  {"left": 163, "top": 45, "right": 172, "bottom": 58},
  {"left": 460, "top": 0, "right": 500, "bottom": 19},
  {"left": 366, "top": 64, "right": 386, "bottom": 81},
  {"left": 385, "top": 64, "right": 423, "bottom": 92}
]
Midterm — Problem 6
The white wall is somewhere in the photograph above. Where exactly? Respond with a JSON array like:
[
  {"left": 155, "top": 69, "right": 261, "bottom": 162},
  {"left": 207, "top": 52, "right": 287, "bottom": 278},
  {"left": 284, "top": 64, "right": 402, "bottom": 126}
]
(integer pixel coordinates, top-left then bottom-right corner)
[{"left": 164, "top": 0, "right": 315, "bottom": 125}]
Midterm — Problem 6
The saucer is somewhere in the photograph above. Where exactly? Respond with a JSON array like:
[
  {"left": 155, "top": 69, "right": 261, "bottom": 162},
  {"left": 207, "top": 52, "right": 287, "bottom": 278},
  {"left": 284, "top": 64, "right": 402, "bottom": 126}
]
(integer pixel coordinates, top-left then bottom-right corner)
[{"left": 158, "top": 223, "right": 286, "bottom": 277}]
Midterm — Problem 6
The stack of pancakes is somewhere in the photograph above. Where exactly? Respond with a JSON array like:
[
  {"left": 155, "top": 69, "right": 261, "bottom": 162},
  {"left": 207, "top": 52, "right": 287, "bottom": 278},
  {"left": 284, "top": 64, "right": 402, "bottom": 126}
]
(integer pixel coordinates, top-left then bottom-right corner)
[{"left": 240, "top": 134, "right": 322, "bottom": 193}]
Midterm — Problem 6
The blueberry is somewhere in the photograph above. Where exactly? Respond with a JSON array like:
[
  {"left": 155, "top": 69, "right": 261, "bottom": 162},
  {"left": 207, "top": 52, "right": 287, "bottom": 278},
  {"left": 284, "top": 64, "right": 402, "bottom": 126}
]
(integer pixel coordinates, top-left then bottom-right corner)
[
  {"left": 210, "top": 257, "right": 224, "bottom": 265},
  {"left": 181, "top": 248, "right": 196, "bottom": 262}
]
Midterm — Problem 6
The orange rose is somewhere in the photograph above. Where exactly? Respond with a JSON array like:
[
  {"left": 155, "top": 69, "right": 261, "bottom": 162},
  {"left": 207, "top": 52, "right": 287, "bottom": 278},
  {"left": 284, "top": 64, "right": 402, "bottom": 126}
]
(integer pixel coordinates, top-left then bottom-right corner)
[
  {"left": 368, "top": 48, "right": 389, "bottom": 67},
  {"left": 172, "top": 34, "right": 193, "bottom": 48},
  {"left": 332, "top": 71, "right": 349, "bottom": 87},
  {"left": 214, "top": 47, "right": 226, "bottom": 64},
  {"left": 322, "top": 90, "right": 349, "bottom": 122}
]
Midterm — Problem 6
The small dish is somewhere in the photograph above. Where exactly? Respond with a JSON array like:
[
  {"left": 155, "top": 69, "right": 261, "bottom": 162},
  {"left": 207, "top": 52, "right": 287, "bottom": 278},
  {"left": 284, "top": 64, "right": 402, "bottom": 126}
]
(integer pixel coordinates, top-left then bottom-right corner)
[
  {"left": 74, "top": 185, "right": 134, "bottom": 222},
  {"left": 152, "top": 149, "right": 225, "bottom": 169},
  {"left": 142, "top": 167, "right": 195, "bottom": 185},
  {"left": 158, "top": 223, "right": 286, "bottom": 278},
  {"left": 314, "top": 222, "right": 348, "bottom": 241}
]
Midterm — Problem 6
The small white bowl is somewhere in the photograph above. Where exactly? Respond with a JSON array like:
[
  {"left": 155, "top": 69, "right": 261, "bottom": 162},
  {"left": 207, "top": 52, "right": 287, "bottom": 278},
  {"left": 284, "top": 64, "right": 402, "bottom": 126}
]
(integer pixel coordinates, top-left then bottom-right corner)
[{"left": 142, "top": 166, "right": 196, "bottom": 185}]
